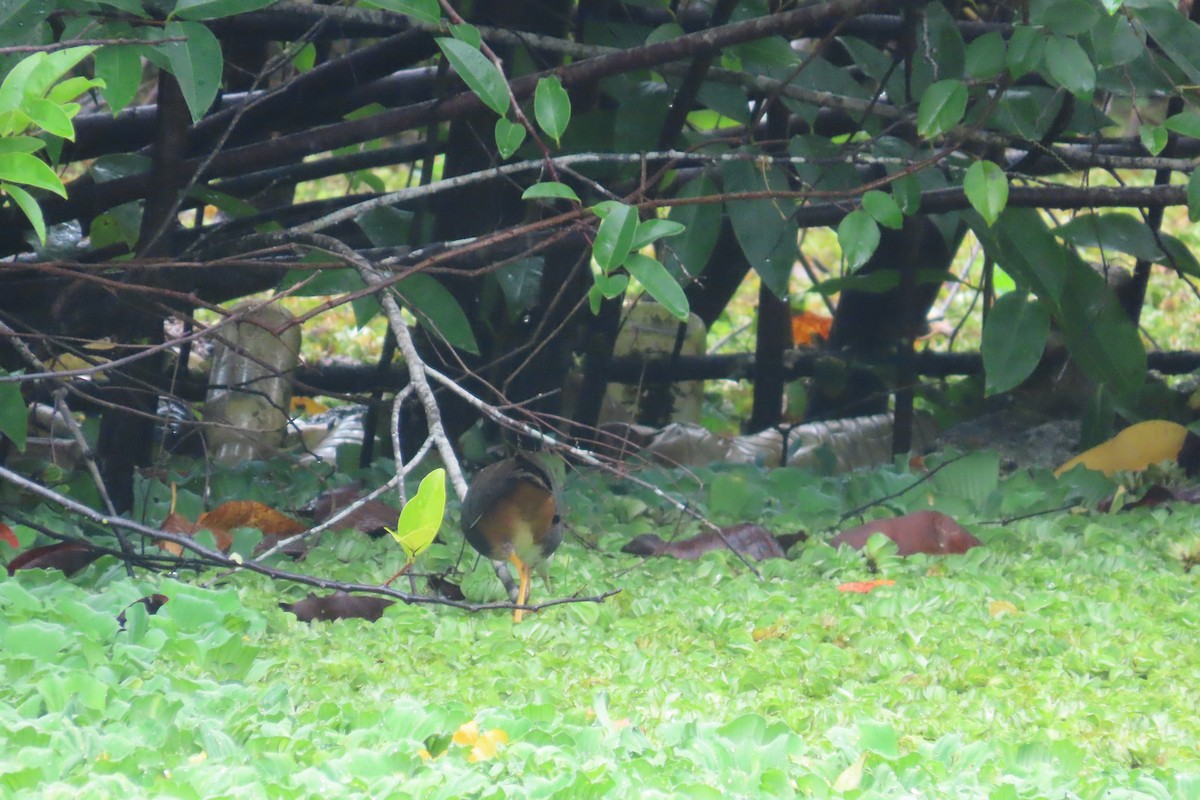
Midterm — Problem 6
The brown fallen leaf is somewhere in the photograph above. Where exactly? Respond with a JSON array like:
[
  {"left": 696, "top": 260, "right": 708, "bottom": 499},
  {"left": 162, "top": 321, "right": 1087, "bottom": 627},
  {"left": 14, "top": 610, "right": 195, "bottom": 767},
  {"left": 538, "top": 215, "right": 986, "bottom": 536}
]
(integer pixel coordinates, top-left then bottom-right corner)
[
  {"left": 158, "top": 500, "right": 308, "bottom": 557},
  {"left": 6, "top": 541, "right": 103, "bottom": 576},
  {"left": 310, "top": 485, "right": 400, "bottom": 538},
  {"left": 621, "top": 523, "right": 795, "bottom": 561},
  {"left": 117, "top": 594, "right": 169, "bottom": 627},
  {"left": 831, "top": 510, "right": 981, "bottom": 556},
  {"left": 280, "top": 590, "right": 395, "bottom": 623}
]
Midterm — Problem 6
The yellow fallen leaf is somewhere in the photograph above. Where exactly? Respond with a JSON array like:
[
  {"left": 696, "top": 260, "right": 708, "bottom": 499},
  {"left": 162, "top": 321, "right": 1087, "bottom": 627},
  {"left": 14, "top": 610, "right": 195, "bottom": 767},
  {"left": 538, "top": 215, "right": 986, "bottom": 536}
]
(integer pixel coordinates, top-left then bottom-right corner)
[
  {"left": 1055, "top": 420, "right": 1192, "bottom": 477},
  {"left": 452, "top": 720, "right": 479, "bottom": 746},
  {"left": 467, "top": 729, "right": 509, "bottom": 762},
  {"left": 989, "top": 600, "right": 1018, "bottom": 617}
]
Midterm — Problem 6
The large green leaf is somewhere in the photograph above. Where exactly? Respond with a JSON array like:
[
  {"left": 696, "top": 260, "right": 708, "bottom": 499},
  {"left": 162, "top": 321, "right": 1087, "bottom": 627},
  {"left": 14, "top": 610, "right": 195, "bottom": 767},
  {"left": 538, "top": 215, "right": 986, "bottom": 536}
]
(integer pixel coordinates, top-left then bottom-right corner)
[
  {"left": 624, "top": 253, "right": 689, "bottom": 321},
  {"left": 24, "top": 46, "right": 97, "bottom": 100},
  {"left": 2, "top": 181, "right": 46, "bottom": 244},
  {"left": 0, "top": 152, "right": 65, "bottom": 196},
  {"left": 1044, "top": 35, "right": 1095, "bottom": 97},
  {"left": 1134, "top": 4, "right": 1200, "bottom": 84},
  {"left": 591, "top": 201, "right": 638, "bottom": 273},
  {"left": 362, "top": 0, "right": 440, "bottom": 22},
  {"left": 1053, "top": 213, "right": 1164, "bottom": 262},
  {"left": 722, "top": 158, "right": 797, "bottom": 297},
  {"left": 394, "top": 273, "right": 480, "bottom": 355},
  {"left": 973, "top": 208, "right": 1145, "bottom": 398},
  {"left": 436, "top": 37, "right": 509, "bottom": 117},
  {"left": 916, "top": 79, "right": 967, "bottom": 139},
  {"left": 981, "top": 292, "right": 1049, "bottom": 396},
  {"left": 663, "top": 174, "right": 721, "bottom": 283},
  {"left": 157, "top": 21, "right": 223, "bottom": 122},
  {"left": 174, "top": 0, "right": 277, "bottom": 20}
]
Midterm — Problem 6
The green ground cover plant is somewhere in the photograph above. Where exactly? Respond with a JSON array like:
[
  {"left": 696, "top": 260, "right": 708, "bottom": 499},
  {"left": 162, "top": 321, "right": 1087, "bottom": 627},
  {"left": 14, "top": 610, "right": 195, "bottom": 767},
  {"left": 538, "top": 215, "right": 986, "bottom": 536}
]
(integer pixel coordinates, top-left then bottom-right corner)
[{"left": 2, "top": 458, "right": 1199, "bottom": 799}]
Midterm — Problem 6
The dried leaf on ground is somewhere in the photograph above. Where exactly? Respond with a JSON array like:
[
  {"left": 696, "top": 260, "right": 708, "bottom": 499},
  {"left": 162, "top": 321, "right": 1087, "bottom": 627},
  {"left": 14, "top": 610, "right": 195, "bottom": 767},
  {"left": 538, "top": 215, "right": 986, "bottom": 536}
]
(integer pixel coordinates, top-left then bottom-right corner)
[
  {"left": 621, "top": 523, "right": 797, "bottom": 561},
  {"left": 831, "top": 510, "right": 981, "bottom": 556},
  {"left": 280, "top": 590, "right": 395, "bottom": 623},
  {"left": 6, "top": 541, "right": 103, "bottom": 575}
]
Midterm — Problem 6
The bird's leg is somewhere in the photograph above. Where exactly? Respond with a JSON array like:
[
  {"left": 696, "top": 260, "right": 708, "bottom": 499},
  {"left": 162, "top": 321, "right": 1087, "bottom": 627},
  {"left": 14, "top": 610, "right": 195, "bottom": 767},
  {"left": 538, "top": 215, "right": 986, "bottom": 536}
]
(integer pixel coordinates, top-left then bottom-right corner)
[{"left": 509, "top": 553, "right": 530, "bottom": 624}]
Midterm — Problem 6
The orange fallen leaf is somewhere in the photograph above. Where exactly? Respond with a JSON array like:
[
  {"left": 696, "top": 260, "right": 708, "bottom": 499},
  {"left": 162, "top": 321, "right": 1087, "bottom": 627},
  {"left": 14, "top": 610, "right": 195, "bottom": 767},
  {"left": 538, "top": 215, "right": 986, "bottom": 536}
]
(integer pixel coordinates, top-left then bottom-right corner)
[
  {"left": 791, "top": 311, "right": 833, "bottom": 347},
  {"left": 838, "top": 579, "right": 896, "bottom": 594},
  {"left": 0, "top": 523, "right": 18, "bottom": 548},
  {"left": 158, "top": 500, "right": 305, "bottom": 555}
]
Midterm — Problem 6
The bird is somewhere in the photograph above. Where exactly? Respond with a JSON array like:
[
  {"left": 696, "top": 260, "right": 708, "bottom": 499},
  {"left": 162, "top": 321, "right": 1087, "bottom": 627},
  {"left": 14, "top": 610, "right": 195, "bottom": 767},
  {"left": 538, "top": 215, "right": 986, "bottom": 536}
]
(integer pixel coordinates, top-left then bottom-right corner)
[{"left": 460, "top": 452, "right": 563, "bottom": 623}]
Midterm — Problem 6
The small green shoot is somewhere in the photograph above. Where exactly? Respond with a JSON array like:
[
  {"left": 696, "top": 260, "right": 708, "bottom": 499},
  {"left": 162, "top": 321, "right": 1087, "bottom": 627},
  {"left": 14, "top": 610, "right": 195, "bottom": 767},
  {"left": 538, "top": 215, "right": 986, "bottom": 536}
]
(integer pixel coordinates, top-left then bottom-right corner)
[{"left": 386, "top": 467, "right": 446, "bottom": 565}]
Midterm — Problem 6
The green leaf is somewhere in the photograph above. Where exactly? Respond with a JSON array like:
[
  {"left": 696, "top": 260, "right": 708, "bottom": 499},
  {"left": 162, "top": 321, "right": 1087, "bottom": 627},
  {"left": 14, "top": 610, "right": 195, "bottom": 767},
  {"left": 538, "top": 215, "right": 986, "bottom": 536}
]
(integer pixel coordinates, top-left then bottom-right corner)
[
  {"left": 592, "top": 271, "right": 628, "bottom": 300},
  {"left": 591, "top": 201, "right": 638, "bottom": 273},
  {"left": 494, "top": 117, "right": 525, "bottom": 159},
  {"left": 436, "top": 37, "right": 510, "bottom": 117},
  {"left": 386, "top": 468, "right": 446, "bottom": 563},
  {"left": 1159, "top": 233, "right": 1200, "bottom": 279},
  {"left": 0, "top": 152, "right": 65, "bottom": 196},
  {"left": 664, "top": 174, "right": 721, "bottom": 283},
  {"left": 982, "top": 291, "right": 1049, "bottom": 395},
  {"left": 1140, "top": 124, "right": 1167, "bottom": 156},
  {"left": 630, "top": 218, "right": 685, "bottom": 250},
  {"left": 23, "top": 98, "right": 74, "bottom": 139},
  {"left": 0, "top": 136, "right": 44, "bottom": 155},
  {"left": 157, "top": 21, "right": 223, "bottom": 122},
  {"left": 0, "top": 371, "right": 28, "bottom": 452},
  {"left": 722, "top": 157, "right": 797, "bottom": 297},
  {"left": 1006, "top": 25, "right": 1045, "bottom": 78},
  {"left": 890, "top": 173, "right": 922, "bottom": 215},
  {"left": 449, "top": 23, "right": 482, "bottom": 49},
  {"left": 624, "top": 253, "right": 689, "bottom": 320},
  {"left": 837, "top": 210, "right": 880, "bottom": 270},
  {"left": 2, "top": 181, "right": 46, "bottom": 244},
  {"left": 534, "top": 76, "right": 570, "bottom": 145},
  {"left": 394, "top": 273, "right": 480, "bottom": 355},
  {"left": 174, "top": 0, "right": 277, "bottom": 20},
  {"left": 973, "top": 208, "right": 1145, "bottom": 398},
  {"left": 963, "top": 160, "right": 1008, "bottom": 227},
  {"left": 521, "top": 181, "right": 579, "bottom": 203},
  {"left": 1188, "top": 171, "right": 1200, "bottom": 224},
  {"left": 354, "top": 205, "right": 412, "bottom": 247},
  {"left": 1044, "top": 35, "right": 1095, "bottom": 97},
  {"left": 1163, "top": 111, "right": 1200, "bottom": 139},
  {"left": 1134, "top": 4, "right": 1200, "bottom": 84},
  {"left": 494, "top": 257, "right": 543, "bottom": 318},
  {"left": 858, "top": 722, "right": 900, "bottom": 759},
  {"left": 362, "top": 0, "right": 440, "bottom": 23},
  {"left": 45, "top": 75, "right": 103, "bottom": 107},
  {"left": 1053, "top": 213, "right": 1165, "bottom": 262},
  {"left": 24, "top": 46, "right": 97, "bottom": 100},
  {"left": 916, "top": 79, "right": 967, "bottom": 139},
  {"left": 861, "top": 190, "right": 903, "bottom": 229},
  {"left": 965, "top": 31, "right": 1006, "bottom": 80},
  {"left": 0, "top": 54, "right": 43, "bottom": 114}
]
